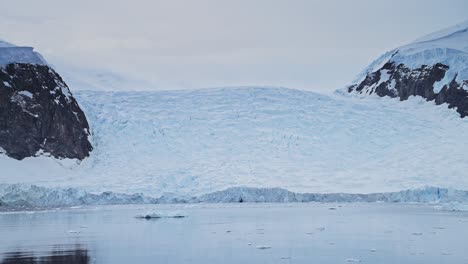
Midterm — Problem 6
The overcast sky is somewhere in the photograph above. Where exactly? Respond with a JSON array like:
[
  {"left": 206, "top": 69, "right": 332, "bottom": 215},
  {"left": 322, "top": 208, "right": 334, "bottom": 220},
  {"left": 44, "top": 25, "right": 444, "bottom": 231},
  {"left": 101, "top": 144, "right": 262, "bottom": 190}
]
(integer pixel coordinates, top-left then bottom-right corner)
[{"left": 1, "top": 0, "right": 467, "bottom": 92}]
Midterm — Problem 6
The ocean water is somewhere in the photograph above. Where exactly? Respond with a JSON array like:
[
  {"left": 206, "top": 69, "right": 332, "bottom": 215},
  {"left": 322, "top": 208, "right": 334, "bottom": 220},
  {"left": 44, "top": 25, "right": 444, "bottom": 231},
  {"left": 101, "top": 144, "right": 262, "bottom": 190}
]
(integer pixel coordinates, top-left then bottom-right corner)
[{"left": 0, "top": 203, "right": 467, "bottom": 263}]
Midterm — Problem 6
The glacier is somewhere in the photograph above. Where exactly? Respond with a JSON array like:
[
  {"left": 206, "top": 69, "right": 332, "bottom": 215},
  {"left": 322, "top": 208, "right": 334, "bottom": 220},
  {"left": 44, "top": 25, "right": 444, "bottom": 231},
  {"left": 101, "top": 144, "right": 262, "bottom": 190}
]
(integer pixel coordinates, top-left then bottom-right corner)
[
  {"left": 1, "top": 87, "right": 468, "bottom": 198},
  {"left": 1, "top": 184, "right": 468, "bottom": 210}
]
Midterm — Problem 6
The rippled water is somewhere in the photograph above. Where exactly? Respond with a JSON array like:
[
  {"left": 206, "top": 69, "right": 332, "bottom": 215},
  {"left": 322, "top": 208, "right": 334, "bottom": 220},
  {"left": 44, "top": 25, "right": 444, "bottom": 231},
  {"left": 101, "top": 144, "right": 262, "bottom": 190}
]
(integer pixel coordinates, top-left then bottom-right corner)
[{"left": 1, "top": 203, "right": 467, "bottom": 263}]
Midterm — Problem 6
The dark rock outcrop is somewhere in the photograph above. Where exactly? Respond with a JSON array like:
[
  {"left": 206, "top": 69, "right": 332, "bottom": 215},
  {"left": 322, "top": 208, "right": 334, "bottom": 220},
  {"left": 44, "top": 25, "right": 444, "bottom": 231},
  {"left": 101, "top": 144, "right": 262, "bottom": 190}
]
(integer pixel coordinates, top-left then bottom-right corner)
[
  {"left": 348, "top": 62, "right": 468, "bottom": 118},
  {"left": 0, "top": 63, "right": 92, "bottom": 160}
]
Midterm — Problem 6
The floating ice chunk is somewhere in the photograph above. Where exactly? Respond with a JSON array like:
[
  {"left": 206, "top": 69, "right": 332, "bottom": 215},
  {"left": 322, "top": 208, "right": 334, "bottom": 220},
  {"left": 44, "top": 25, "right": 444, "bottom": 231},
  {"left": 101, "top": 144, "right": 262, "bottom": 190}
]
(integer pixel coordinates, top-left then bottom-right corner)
[
  {"left": 135, "top": 211, "right": 187, "bottom": 219},
  {"left": 441, "top": 203, "right": 468, "bottom": 212},
  {"left": 346, "top": 258, "right": 361, "bottom": 262},
  {"left": 412, "top": 232, "right": 423, "bottom": 236},
  {"left": 370, "top": 248, "right": 377, "bottom": 252},
  {"left": 256, "top": 245, "right": 272, "bottom": 250},
  {"left": 68, "top": 230, "right": 80, "bottom": 234}
]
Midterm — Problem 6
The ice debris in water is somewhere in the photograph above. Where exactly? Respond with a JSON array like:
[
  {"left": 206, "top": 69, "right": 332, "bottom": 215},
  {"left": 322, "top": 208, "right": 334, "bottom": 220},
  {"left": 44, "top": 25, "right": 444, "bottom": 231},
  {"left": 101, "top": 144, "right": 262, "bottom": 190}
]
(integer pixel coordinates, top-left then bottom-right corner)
[
  {"left": 135, "top": 211, "right": 187, "bottom": 219},
  {"left": 346, "top": 258, "right": 361, "bottom": 263},
  {"left": 256, "top": 245, "right": 272, "bottom": 250},
  {"left": 440, "top": 202, "right": 468, "bottom": 212}
]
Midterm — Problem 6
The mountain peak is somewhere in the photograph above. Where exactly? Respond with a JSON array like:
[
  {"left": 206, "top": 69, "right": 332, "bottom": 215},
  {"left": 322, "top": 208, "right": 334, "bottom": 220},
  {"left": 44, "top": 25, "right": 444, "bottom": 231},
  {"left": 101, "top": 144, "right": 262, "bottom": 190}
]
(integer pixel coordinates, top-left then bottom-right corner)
[
  {"left": 0, "top": 40, "right": 92, "bottom": 160},
  {"left": 348, "top": 20, "right": 468, "bottom": 117},
  {"left": 412, "top": 19, "right": 468, "bottom": 45}
]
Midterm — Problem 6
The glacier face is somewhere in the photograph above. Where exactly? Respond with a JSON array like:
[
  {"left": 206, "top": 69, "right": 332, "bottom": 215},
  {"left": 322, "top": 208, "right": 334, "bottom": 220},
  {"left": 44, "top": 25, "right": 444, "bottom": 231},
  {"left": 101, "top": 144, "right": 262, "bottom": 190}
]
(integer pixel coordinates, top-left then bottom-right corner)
[
  {"left": 1, "top": 87, "right": 468, "bottom": 197},
  {"left": 2, "top": 184, "right": 468, "bottom": 209}
]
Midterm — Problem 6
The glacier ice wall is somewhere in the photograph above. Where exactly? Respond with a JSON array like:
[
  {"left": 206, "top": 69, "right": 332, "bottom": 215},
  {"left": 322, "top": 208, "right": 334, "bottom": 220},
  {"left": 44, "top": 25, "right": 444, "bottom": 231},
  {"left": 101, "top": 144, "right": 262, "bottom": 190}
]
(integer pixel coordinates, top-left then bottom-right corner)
[{"left": 2, "top": 184, "right": 468, "bottom": 210}]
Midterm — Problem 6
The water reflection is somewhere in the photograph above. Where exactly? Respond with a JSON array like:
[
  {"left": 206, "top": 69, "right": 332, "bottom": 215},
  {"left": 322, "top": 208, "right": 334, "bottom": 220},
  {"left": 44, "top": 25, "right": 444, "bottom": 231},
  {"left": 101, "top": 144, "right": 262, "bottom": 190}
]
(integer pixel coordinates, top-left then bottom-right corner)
[{"left": 1, "top": 247, "right": 89, "bottom": 264}]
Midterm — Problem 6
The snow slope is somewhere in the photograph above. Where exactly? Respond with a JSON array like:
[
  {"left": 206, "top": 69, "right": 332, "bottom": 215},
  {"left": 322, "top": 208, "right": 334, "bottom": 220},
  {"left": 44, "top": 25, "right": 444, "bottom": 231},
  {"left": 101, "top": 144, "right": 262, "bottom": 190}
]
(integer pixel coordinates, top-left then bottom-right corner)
[
  {"left": 51, "top": 62, "right": 157, "bottom": 91},
  {"left": 1, "top": 87, "right": 468, "bottom": 197},
  {"left": 0, "top": 40, "right": 15, "bottom": 48},
  {"left": 353, "top": 20, "right": 468, "bottom": 91},
  {"left": 0, "top": 40, "right": 47, "bottom": 66}
]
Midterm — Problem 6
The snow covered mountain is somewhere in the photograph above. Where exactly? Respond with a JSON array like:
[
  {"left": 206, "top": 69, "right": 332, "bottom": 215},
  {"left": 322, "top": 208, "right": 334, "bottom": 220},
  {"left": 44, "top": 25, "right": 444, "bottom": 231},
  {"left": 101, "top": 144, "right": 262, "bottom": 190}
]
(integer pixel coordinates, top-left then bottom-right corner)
[
  {"left": 2, "top": 87, "right": 468, "bottom": 197},
  {"left": 3, "top": 22, "right": 468, "bottom": 202},
  {"left": 348, "top": 20, "right": 468, "bottom": 117},
  {"left": 0, "top": 41, "right": 92, "bottom": 160}
]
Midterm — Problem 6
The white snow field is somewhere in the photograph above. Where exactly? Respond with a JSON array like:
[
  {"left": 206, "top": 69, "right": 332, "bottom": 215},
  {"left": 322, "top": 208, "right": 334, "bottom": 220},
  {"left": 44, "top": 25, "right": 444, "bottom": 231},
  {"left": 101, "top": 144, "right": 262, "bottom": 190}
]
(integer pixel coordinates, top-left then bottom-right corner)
[
  {"left": 0, "top": 40, "right": 47, "bottom": 66},
  {"left": 51, "top": 61, "right": 158, "bottom": 92},
  {"left": 353, "top": 19, "right": 468, "bottom": 91},
  {"left": 1, "top": 87, "right": 468, "bottom": 197}
]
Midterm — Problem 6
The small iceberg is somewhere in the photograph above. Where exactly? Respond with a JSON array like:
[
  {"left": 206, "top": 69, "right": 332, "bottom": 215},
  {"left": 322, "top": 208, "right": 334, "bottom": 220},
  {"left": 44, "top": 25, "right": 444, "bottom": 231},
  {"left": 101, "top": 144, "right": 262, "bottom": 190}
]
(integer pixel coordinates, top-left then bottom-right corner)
[
  {"left": 346, "top": 258, "right": 361, "bottom": 263},
  {"left": 256, "top": 245, "right": 272, "bottom": 250},
  {"left": 135, "top": 211, "right": 187, "bottom": 219}
]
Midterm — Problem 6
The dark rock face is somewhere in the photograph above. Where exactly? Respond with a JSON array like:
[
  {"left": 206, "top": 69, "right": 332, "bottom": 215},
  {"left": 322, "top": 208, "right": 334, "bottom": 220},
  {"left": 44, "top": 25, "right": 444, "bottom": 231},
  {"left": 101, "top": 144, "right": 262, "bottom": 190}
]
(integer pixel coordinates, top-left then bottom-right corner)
[
  {"left": 0, "top": 63, "right": 92, "bottom": 160},
  {"left": 348, "top": 62, "right": 468, "bottom": 118}
]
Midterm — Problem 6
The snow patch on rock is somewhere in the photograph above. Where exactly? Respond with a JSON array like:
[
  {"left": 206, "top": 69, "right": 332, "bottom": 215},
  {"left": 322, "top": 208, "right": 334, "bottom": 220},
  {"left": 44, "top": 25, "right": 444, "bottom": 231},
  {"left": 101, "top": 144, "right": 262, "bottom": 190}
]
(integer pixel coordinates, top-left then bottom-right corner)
[{"left": 17, "top": 90, "right": 33, "bottom": 99}]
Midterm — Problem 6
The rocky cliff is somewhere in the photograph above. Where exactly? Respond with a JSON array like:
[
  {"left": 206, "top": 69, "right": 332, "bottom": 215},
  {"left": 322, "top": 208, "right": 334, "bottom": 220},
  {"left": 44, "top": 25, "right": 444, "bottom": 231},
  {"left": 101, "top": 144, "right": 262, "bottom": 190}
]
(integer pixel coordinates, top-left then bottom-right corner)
[
  {"left": 348, "top": 61, "right": 468, "bottom": 117},
  {"left": 0, "top": 45, "right": 92, "bottom": 160},
  {"left": 348, "top": 21, "right": 468, "bottom": 117}
]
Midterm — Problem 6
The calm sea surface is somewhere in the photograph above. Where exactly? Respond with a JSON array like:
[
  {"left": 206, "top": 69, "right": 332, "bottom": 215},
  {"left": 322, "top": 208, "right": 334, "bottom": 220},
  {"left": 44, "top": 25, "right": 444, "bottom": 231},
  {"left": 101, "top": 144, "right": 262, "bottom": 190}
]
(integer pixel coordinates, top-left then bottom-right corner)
[{"left": 1, "top": 203, "right": 467, "bottom": 263}]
